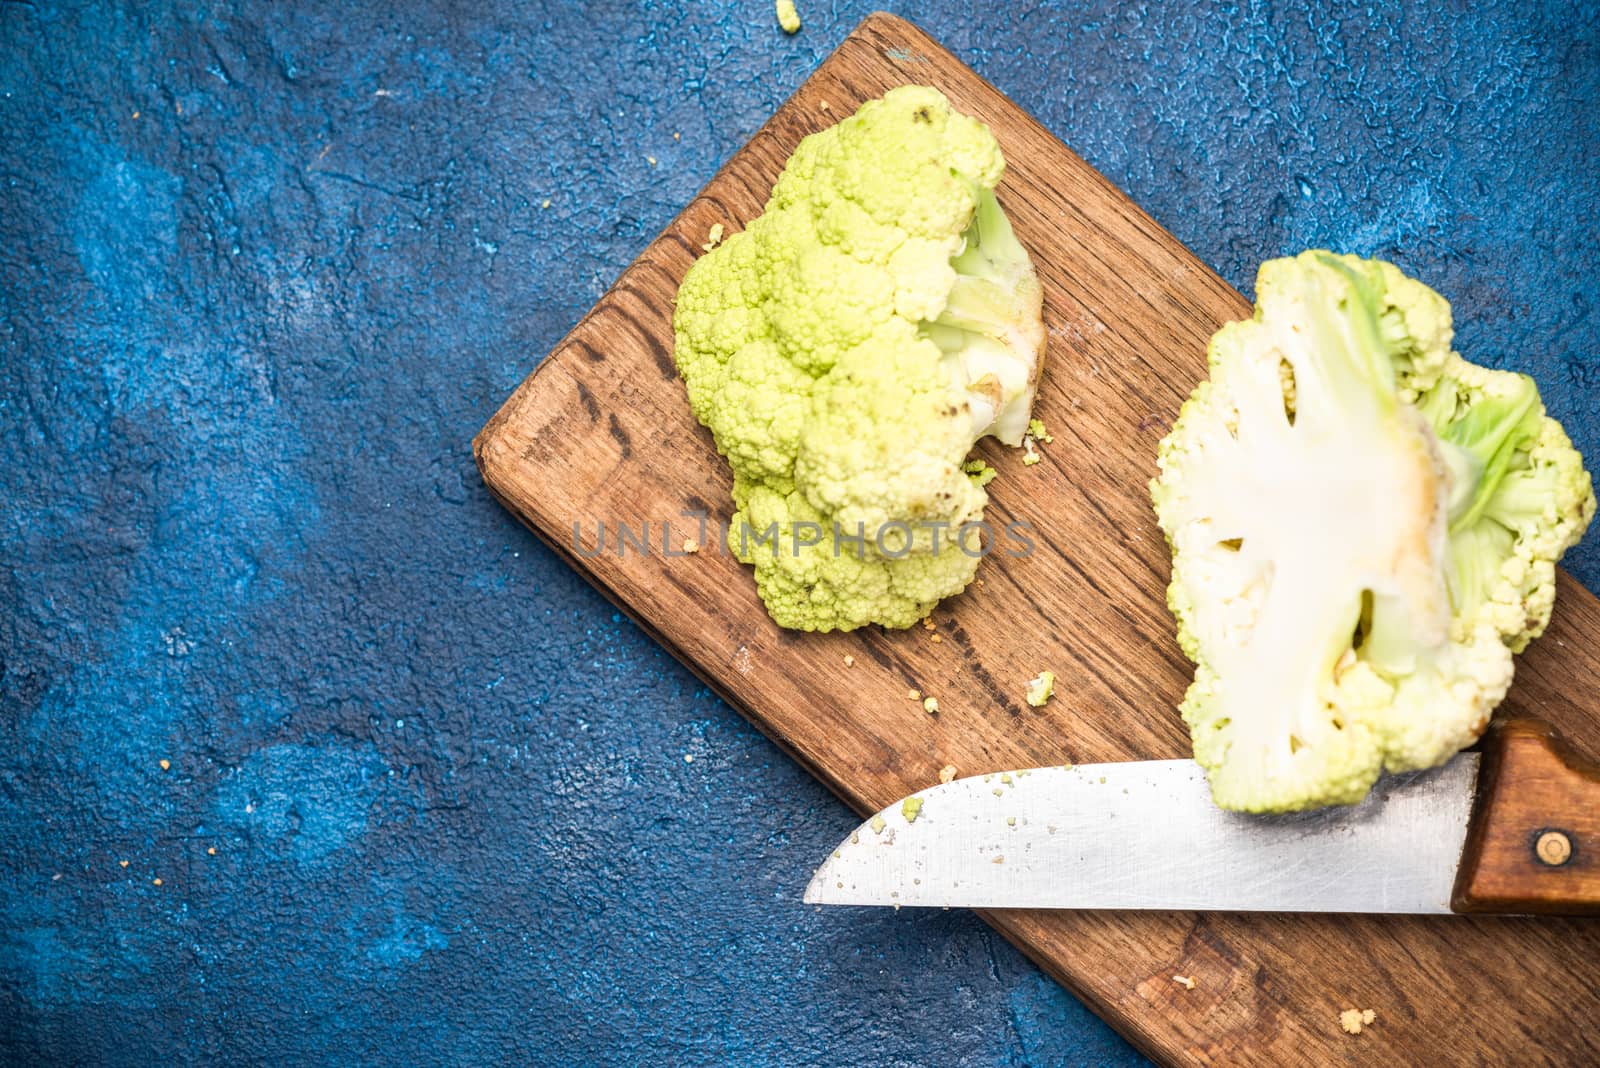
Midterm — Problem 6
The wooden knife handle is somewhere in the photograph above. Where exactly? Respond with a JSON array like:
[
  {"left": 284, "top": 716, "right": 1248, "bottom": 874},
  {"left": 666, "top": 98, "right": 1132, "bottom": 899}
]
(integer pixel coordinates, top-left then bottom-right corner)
[{"left": 1451, "top": 717, "right": 1600, "bottom": 915}]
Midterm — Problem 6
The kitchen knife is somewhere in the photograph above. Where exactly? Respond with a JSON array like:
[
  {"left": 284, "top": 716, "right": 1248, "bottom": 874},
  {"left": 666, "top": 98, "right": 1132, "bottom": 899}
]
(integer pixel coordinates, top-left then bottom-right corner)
[{"left": 804, "top": 718, "right": 1600, "bottom": 915}]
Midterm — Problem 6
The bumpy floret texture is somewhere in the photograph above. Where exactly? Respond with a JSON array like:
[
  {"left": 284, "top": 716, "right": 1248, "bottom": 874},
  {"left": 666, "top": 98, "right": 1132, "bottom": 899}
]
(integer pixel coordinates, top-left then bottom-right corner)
[
  {"left": 1152, "top": 252, "right": 1594, "bottom": 812},
  {"left": 673, "top": 86, "right": 1045, "bottom": 631}
]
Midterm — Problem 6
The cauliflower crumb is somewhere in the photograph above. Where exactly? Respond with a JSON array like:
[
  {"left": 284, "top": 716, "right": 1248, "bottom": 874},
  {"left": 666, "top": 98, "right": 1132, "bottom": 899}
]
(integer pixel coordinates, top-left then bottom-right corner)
[
  {"left": 991, "top": 855, "right": 1004, "bottom": 864},
  {"left": 681, "top": 538, "right": 700, "bottom": 554},
  {"left": 1022, "top": 436, "right": 1041, "bottom": 465},
  {"left": 540, "top": 198, "right": 551, "bottom": 209},
  {"left": 701, "top": 223, "right": 724, "bottom": 252},
  {"left": 922, "top": 696, "right": 939, "bottom": 715},
  {"left": 901, "top": 797, "right": 924, "bottom": 822},
  {"left": 775, "top": 0, "right": 800, "bottom": 34},
  {"left": 819, "top": 100, "right": 830, "bottom": 112},
  {"left": 929, "top": 633, "right": 942, "bottom": 644},
  {"left": 938, "top": 764, "right": 957, "bottom": 783},
  {"left": 1027, "top": 417, "right": 1053, "bottom": 443},
  {"left": 843, "top": 654, "right": 855, "bottom": 667},
  {"left": 647, "top": 155, "right": 657, "bottom": 167},
  {"left": 962, "top": 459, "right": 998, "bottom": 486},
  {"left": 1005, "top": 816, "right": 1016, "bottom": 826},
  {"left": 906, "top": 688, "right": 921, "bottom": 700},
  {"left": 1025, "top": 670, "right": 1055, "bottom": 707},
  {"left": 1172, "top": 975, "right": 1196, "bottom": 990},
  {"left": 870, "top": 814, "right": 887, "bottom": 834},
  {"left": 922, "top": 617, "right": 935, "bottom": 630},
  {"left": 1339, "top": 1008, "right": 1376, "bottom": 1035},
  {"left": 159, "top": 759, "right": 171, "bottom": 771}
]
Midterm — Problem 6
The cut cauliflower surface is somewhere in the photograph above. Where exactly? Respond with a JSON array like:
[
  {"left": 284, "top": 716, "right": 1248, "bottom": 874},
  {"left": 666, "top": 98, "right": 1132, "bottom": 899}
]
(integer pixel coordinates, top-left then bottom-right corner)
[
  {"left": 1152, "top": 252, "right": 1594, "bottom": 812},
  {"left": 674, "top": 86, "right": 1045, "bottom": 631}
]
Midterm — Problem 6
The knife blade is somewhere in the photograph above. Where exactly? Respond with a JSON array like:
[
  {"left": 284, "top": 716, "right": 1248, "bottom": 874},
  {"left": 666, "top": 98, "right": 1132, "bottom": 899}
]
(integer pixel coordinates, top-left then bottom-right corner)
[
  {"left": 805, "top": 716, "right": 1600, "bottom": 914},
  {"left": 805, "top": 755, "right": 1479, "bottom": 913}
]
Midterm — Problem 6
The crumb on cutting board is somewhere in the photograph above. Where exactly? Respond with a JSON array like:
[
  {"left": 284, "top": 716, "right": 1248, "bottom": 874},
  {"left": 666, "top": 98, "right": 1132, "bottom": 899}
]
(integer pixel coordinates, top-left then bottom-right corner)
[
  {"left": 843, "top": 654, "right": 854, "bottom": 667},
  {"left": 938, "top": 764, "right": 957, "bottom": 783},
  {"left": 1025, "top": 671, "right": 1055, "bottom": 707},
  {"left": 922, "top": 696, "right": 939, "bottom": 715},
  {"left": 1172, "top": 975, "right": 1196, "bottom": 990},
  {"left": 1339, "top": 1008, "right": 1376, "bottom": 1035}
]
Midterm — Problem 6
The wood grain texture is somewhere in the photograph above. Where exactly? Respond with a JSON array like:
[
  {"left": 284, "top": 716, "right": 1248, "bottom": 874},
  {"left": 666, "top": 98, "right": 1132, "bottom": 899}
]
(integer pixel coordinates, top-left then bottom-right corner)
[
  {"left": 1453, "top": 719, "right": 1600, "bottom": 915},
  {"left": 475, "top": 13, "right": 1600, "bottom": 1066}
]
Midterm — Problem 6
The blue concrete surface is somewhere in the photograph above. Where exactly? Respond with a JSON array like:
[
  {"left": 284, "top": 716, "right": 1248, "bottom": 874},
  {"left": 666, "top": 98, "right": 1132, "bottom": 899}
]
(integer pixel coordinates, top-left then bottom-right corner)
[{"left": 1, "top": 1, "right": 1596, "bottom": 1064}]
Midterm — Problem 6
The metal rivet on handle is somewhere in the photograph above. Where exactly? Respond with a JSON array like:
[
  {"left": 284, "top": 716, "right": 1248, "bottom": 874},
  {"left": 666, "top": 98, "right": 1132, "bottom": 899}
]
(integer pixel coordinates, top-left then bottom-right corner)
[{"left": 1533, "top": 829, "right": 1573, "bottom": 867}]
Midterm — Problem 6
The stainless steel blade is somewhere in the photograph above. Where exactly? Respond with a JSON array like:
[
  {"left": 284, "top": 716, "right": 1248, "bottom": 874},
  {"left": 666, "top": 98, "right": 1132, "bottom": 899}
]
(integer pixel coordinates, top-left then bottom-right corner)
[{"left": 804, "top": 754, "right": 1479, "bottom": 913}]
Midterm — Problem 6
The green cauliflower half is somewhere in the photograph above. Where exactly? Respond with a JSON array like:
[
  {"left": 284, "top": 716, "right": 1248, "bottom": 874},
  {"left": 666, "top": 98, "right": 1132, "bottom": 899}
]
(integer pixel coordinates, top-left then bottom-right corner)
[
  {"left": 1152, "top": 252, "right": 1594, "bottom": 812},
  {"left": 673, "top": 86, "right": 1045, "bottom": 631}
]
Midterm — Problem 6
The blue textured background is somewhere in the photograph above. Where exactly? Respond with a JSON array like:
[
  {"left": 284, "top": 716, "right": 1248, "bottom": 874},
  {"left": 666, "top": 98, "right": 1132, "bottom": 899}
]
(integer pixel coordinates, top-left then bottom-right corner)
[{"left": 2, "top": 2, "right": 1596, "bottom": 1064}]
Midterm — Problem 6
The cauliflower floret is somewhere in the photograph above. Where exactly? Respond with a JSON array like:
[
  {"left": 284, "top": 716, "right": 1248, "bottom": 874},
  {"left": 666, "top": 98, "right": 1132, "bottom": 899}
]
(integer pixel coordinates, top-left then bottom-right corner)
[
  {"left": 674, "top": 86, "right": 1046, "bottom": 631},
  {"left": 1152, "top": 252, "right": 1593, "bottom": 812}
]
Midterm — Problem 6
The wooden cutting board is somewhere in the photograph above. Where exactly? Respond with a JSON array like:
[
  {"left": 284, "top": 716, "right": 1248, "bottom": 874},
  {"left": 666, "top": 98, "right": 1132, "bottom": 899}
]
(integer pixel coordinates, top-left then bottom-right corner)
[{"left": 475, "top": 13, "right": 1600, "bottom": 1066}]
